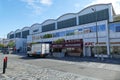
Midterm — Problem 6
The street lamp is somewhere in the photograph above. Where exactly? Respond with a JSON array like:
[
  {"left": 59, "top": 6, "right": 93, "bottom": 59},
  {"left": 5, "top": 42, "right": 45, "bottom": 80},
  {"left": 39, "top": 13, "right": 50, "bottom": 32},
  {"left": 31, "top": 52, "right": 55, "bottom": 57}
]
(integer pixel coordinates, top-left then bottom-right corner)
[{"left": 91, "top": 8, "right": 99, "bottom": 59}]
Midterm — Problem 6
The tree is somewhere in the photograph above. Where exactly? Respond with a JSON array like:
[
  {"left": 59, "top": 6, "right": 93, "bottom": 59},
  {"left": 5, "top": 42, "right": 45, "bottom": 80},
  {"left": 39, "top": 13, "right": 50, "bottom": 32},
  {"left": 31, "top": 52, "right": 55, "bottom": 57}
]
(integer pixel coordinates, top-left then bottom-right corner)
[
  {"left": 54, "top": 38, "right": 65, "bottom": 44},
  {"left": 43, "top": 34, "right": 52, "bottom": 38},
  {"left": 0, "top": 43, "right": 4, "bottom": 48},
  {"left": 7, "top": 41, "right": 15, "bottom": 48}
]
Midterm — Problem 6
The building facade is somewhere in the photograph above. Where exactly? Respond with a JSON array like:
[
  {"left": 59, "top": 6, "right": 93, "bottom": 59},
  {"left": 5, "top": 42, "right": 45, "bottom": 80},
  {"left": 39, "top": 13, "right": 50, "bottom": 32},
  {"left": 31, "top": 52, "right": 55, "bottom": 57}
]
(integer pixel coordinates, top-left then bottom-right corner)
[{"left": 7, "top": 3, "right": 120, "bottom": 58}]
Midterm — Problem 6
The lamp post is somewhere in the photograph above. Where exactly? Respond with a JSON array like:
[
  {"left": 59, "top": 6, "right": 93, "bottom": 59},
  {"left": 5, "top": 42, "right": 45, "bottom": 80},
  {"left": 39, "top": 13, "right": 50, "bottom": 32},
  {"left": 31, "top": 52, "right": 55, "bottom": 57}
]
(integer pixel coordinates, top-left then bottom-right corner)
[{"left": 91, "top": 8, "right": 99, "bottom": 59}]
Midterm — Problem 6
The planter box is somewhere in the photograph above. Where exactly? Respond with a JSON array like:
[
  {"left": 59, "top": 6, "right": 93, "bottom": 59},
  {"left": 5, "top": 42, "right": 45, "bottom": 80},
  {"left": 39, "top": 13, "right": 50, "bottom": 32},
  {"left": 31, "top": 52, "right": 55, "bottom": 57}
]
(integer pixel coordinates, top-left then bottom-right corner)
[{"left": 53, "top": 52, "right": 65, "bottom": 58}]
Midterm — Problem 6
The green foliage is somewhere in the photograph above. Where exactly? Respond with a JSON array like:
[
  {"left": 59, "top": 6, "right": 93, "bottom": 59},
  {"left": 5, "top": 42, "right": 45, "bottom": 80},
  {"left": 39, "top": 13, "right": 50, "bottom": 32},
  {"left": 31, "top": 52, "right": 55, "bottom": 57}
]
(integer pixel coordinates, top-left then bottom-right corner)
[
  {"left": 0, "top": 44, "right": 4, "bottom": 48},
  {"left": 43, "top": 34, "right": 52, "bottom": 38},
  {"left": 114, "top": 15, "right": 120, "bottom": 21},
  {"left": 54, "top": 38, "right": 65, "bottom": 44},
  {"left": 7, "top": 41, "right": 15, "bottom": 48}
]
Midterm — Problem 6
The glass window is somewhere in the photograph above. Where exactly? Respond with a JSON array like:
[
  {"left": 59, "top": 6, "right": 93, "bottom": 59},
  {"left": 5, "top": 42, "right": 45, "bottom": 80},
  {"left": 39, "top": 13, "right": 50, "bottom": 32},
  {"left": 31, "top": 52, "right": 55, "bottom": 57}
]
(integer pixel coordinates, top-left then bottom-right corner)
[
  {"left": 79, "top": 29, "right": 83, "bottom": 34},
  {"left": 10, "top": 34, "right": 14, "bottom": 39},
  {"left": 110, "top": 46, "right": 120, "bottom": 55},
  {"left": 59, "top": 31, "right": 66, "bottom": 37},
  {"left": 42, "top": 23, "right": 55, "bottom": 32},
  {"left": 22, "top": 30, "right": 29, "bottom": 38},
  {"left": 116, "top": 26, "right": 120, "bottom": 32},
  {"left": 74, "top": 29, "right": 83, "bottom": 35},
  {"left": 109, "top": 24, "right": 115, "bottom": 32},
  {"left": 90, "top": 26, "right": 96, "bottom": 32},
  {"left": 15, "top": 32, "right": 21, "bottom": 38},
  {"left": 79, "top": 9, "right": 109, "bottom": 25},
  {"left": 33, "top": 29, "right": 39, "bottom": 32},
  {"left": 84, "top": 27, "right": 91, "bottom": 34},
  {"left": 98, "top": 25, "right": 106, "bottom": 31},
  {"left": 74, "top": 29, "right": 79, "bottom": 35},
  {"left": 109, "top": 23, "right": 120, "bottom": 32},
  {"left": 66, "top": 30, "right": 74, "bottom": 36},
  {"left": 53, "top": 33, "right": 59, "bottom": 37},
  {"left": 57, "top": 17, "right": 77, "bottom": 29},
  {"left": 53, "top": 31, "right": 66, "bottom": 37}
]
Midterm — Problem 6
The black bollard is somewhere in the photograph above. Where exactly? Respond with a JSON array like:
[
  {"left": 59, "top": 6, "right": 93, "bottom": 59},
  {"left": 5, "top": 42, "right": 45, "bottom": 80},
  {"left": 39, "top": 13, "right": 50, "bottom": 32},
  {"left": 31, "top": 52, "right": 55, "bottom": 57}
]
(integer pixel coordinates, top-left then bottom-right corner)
[{"left": 3, "top": 58, "right": 6, "bottom": 74}]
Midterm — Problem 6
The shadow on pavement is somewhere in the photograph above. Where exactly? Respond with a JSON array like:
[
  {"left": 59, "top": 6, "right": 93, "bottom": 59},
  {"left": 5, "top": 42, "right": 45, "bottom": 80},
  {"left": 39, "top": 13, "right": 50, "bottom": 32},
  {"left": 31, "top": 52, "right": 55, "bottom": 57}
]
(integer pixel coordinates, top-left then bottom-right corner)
[
  {"left": 11, "top": 53, "right": 120, "bottom": 65},
  {"left": 47, "top": 56, "right": 120, "bottom": 65}
]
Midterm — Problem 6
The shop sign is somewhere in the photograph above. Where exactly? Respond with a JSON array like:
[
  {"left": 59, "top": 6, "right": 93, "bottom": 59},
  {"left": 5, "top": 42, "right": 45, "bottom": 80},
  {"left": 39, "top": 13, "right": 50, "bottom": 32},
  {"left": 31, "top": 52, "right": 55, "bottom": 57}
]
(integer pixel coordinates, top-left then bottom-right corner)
[
  {"left": 64, "top": 44, "right": 81, "bottom": 47},
  {"left": 85, "top": 42, "right": 94, "bottom": 46},
  {"left": 52, "top": 44, "right": 63, "bottom": 48}
]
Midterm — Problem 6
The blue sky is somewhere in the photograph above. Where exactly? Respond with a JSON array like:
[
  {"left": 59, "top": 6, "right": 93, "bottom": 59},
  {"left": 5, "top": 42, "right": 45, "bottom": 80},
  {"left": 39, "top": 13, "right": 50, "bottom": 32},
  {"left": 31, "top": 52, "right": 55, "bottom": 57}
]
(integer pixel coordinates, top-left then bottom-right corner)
[{"left": 0, "top": 0, "right": 120, "bottom": 38}]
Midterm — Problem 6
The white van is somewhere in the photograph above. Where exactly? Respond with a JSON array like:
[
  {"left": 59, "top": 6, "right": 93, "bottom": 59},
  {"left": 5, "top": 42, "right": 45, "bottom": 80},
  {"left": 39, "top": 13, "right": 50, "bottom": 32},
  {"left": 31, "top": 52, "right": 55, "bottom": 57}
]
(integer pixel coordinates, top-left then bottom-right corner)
[{"left": 27, "top": 43, "right": 50, "bottom": 57}]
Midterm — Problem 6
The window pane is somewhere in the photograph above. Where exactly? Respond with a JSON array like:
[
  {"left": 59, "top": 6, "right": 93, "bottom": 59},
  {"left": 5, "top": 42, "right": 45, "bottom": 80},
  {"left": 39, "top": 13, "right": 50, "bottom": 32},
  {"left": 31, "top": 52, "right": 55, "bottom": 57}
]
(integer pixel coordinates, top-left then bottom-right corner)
[
  {"left": 66, "top": 30, "right": 74, "bottom": 36},
  {"left": 98, "top": 25, "right": 106, "bottom": 31},
  {"left": 116, "top": 26, "right": 120, "bottom": 32},
  {"left": 57, "top": 17, "right": 77, "bottom": 29}
]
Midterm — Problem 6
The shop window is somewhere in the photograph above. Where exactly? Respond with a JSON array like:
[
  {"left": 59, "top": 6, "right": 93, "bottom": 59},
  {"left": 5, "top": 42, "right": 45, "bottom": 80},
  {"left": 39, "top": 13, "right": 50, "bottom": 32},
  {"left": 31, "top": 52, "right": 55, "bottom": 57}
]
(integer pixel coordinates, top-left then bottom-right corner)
[
  {"left": 110, "top": 46, "right": 120, "bottom": 55},
  {"left": 99, "top": 46, "right": 107, "bottom": 54},
  {"left": 92, "top": 46, "right": 107, "bottom": 54},
  {"left": 116, "top": 26, "right": 120, "bottom": 32}
]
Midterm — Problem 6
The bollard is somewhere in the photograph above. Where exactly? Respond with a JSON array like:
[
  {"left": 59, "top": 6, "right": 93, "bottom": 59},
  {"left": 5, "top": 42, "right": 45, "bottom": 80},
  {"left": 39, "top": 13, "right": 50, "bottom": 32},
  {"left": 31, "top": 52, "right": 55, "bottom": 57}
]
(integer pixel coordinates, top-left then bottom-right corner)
[
  {"left": 3, "top": 58, "right": 6, "bottom": 74},
  {"left": 5, "top": 57, "right": 8, "bottom": 68}
]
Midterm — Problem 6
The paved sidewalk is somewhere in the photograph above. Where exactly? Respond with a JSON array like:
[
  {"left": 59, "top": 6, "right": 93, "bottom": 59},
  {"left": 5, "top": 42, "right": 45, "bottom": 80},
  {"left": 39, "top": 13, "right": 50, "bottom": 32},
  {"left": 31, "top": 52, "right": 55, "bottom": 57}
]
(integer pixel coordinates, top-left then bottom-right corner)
[
  {"left": 0, "top": 53, "right": 120, "bottom": 80},
  {"left": 0, "top": 54, "right": 102, "bottom": 80},
  {"left": 47, "top": 56, "right": 120, "bottom": 72}
]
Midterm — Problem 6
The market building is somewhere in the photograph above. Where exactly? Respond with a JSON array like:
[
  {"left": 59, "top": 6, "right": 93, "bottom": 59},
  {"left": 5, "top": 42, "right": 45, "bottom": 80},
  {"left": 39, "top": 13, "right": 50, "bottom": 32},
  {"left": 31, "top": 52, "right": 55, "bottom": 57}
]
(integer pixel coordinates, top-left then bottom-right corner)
[{"left": 7, "top": 3, "right": 120, "bottom": 58}]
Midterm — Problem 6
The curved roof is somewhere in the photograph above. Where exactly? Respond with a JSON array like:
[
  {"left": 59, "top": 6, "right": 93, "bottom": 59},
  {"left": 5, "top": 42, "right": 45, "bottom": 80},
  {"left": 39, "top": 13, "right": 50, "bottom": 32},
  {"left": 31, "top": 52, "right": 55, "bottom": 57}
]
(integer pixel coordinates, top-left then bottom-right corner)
[
  {"left": 15, "top": 29, "right": 21, "bottom": 33},
  {"left": 57, "top": 13, "right": 76, "bottom": 21},
  {"left": 31, "top": 23, "right": 41, "bottom": 27},
  {"left": 9, "top": 31, "right": 14, "bottom": 34},
  {"left": 77, "top": 3, "right": 112, "bottom": 16},
  {"left": 30, "top": 23, "right": 41, "bottom": 29},
  {"left": 41, "top": 19, "right": 56, "bottom": 25},
  {"left": 21, "top": 26, "right": 30, "bottom": 31}
]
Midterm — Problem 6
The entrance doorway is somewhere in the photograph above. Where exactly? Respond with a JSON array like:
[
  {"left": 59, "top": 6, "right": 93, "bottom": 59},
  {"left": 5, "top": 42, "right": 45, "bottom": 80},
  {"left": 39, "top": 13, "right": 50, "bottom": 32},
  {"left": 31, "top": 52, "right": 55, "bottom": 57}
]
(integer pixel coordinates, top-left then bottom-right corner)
[{"left": 85, "top": 47, "right": 91, "bottom": 57}]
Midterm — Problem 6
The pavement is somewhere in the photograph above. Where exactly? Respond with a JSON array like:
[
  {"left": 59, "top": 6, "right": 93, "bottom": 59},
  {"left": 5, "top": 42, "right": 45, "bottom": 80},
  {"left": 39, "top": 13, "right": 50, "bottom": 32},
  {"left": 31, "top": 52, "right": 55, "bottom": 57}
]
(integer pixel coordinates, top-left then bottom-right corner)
[{"left": 0, "top": 53, "right": 120, "bottom": 80}]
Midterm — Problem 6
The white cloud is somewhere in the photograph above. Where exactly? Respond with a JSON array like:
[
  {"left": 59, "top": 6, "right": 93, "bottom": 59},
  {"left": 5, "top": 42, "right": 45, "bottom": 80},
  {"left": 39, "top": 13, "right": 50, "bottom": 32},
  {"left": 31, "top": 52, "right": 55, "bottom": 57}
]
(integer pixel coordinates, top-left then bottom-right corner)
[
  {"left": 40, "top": 0, "right": 52, "bottom": 6},
  {"left": 20, "top": 0, "right": 52, "bottom": 16},
  {"left": 87, "top": 0, "right": 120, "bottom": 14}
]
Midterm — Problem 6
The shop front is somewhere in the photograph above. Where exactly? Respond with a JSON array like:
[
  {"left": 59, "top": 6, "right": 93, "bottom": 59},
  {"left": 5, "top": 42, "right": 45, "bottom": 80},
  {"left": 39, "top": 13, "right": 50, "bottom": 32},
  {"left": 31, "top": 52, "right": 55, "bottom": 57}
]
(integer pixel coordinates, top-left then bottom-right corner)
[
  {"left": 51, "top": 39, "right": 83, "bottom": 57},
  {"left": 84, "top": 42, "right": 108, "bottom": 58}
]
